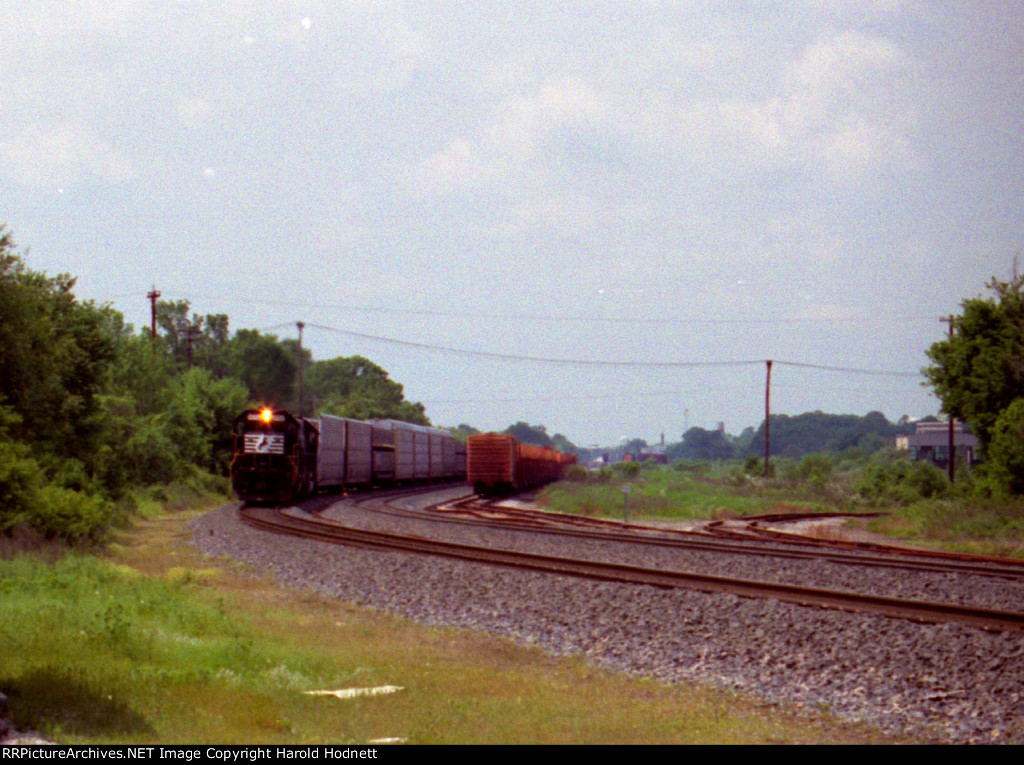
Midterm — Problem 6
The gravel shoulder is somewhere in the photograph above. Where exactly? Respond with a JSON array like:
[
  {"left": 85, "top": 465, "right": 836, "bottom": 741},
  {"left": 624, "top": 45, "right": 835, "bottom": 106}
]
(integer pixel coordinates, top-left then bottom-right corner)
[{"left": 192, "top": 493, "right": 1024, "bottom": 744}]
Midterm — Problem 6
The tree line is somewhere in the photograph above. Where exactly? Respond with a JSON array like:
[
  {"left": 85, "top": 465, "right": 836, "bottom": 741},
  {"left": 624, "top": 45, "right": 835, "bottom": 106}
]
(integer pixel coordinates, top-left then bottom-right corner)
[
  {"left": 925, "top": 270, "right": 1024, "bottom": 494},
  {"left": 3, "top": 221, "right": 1022, "bottom": 543},
  {"left": 0, "top": 228, "right": 431, "bottom": 542}
]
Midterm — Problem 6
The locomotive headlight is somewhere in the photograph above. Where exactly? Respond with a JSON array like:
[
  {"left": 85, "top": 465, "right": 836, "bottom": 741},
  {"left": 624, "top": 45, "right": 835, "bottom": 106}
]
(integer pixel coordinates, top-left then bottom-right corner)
[{"left": 260, "top": 407, "right": 273, "bottom": 424}]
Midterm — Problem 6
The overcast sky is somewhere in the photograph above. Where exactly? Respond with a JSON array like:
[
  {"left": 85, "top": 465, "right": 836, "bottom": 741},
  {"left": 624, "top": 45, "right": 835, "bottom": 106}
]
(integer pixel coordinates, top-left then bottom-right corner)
[{"left": 3, "top": 1, "right": 1022, "bottom": 446}]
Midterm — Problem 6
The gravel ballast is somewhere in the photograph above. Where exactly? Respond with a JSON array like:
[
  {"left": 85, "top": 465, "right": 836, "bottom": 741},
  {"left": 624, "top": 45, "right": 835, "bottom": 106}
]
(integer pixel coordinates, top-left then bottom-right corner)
[{"left": 191, "top": 491, "right": 1024, "bottom": 744}]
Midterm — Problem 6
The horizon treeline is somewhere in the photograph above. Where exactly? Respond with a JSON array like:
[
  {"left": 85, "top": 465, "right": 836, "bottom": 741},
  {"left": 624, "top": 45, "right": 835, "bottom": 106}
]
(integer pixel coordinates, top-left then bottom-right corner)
[{"left": 0, "top": 228, "right": 431, "bottom": 541}]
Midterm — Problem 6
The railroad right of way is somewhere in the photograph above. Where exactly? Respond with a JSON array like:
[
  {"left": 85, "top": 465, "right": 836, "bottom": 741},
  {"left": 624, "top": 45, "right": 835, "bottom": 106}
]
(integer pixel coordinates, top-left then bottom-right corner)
[{"left": 192, "top": 489, "right": 1024, "bottom": 744}]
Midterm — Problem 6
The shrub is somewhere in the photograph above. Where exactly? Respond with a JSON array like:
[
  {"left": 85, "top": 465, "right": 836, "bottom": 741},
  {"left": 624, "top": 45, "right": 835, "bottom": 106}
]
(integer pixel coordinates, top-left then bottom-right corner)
[
  {"left": 563, "top": 464, "right": 588, "bottom": 482},
  {"left": 28, "top": 485, "right": 115, "bottom": 543},
  {"left": 857, "top": 455, "right": 949, "bottom": 505},
  {"left": 796, "top": 453, "right": 834, "bottom": 486},
  {"left": 986, "top": 398, "right": 1024, "bottom": 495},
  {"left": 742, "top": 455, "right": 774, "bottom": 478},
  {"left": 0, "top": 439, "right": 45, "bottom": 531},
  {"left": 672, "top": 459, "right": 710, "bottom": 476},
  {"left": 611, "top": 461, "right": 641, "bottom": 479}
]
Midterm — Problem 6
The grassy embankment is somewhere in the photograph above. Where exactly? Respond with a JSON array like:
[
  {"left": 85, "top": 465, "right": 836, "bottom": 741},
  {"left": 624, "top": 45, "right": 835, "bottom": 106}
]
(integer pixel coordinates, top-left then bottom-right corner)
[
  {"left": 539, "top": 460, "right": 1024, "bottom": 558},
  {"left": 1, "top": 490, "right": 904, "bottom": 744}
]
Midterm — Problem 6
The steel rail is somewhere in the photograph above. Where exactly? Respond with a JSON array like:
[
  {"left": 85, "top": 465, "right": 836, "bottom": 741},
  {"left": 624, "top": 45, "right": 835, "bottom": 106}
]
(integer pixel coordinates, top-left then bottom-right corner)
[
  {"left": 706, "top": 515, "right": 1024, "bottom": 568},
  {"left": 362, "top": 492, "right": 1024, "bottom": 582},
  {"left": 239, "top": 503, "right": 1024, "bottom": 634}
]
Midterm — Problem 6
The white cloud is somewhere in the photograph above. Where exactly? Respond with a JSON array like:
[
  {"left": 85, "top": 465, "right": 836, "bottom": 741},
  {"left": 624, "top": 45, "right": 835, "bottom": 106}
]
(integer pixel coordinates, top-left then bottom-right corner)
[
  {"left": 414, "top": 138, "right": 490, "bottom": 191},
  {"left": 0, "top": 123, "right": 135, "bottom": 187},
  {"left": 413, "top": 76, "right": 609, "bottom": 193},
  {"left": 618, "top": 29, "right": 918, "bottom": 183},
  {"left": 490, "top": 194, "right": 635, "bottom": 240},
  {"left": 177, "top": 97, "right": 212, "bottom": 128},
  {"left": 326, "top": 4, "right": 431, "bottom": 93},
  {"left": 779, "top": 30, "right": 917, "bottom": 179}
]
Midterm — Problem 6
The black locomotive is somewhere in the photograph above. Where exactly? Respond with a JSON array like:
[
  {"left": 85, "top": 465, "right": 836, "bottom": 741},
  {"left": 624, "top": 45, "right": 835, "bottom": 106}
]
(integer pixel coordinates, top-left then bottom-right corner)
[{"left": 230, "top": 408, "right": 466, "bottom": 503}]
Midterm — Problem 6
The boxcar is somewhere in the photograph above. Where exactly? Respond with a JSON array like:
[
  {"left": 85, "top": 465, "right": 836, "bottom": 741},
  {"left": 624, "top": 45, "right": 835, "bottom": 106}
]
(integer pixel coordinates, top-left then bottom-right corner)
[{"left": 466, "top": 433, "right": 575, "bottom": 495}]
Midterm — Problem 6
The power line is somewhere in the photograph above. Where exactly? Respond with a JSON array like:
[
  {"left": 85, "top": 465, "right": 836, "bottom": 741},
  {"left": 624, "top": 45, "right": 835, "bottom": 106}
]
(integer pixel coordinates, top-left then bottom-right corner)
[
  {"left": 306, "top": 322, "right": 759, "bottom": 369},
  {"left": 773, "top": 360, "right": 921, "bottom": 378},
  {"left": 421, "top": 379, "right": 926, "bottom": 405},
  {"left": 154, "top": 291, "right": 934, "bottom": 327},
  {"left": 305, "top": 322, "right": 923, "bottom": 378}
]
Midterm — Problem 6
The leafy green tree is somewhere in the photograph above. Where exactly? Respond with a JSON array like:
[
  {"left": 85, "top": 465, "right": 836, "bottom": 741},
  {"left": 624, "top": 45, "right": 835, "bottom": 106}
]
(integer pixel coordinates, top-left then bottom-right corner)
[
  {"left": 622, "top": 438, "right": 648, "bottom": 455},
  {"left": 0, "top": 405, "right": 43, "bottom": 531},
  {"left": 308, "top": 356, "right": 428, "bottom": 424},
  {"left": 925, "top": 271, "right": 1024, "bottom": 454},
  {"left": 673, "top": 427, "right": 735, "bottom": 460},
  {"left": 551, "top": 433, "right": 577, "bottom": 454},
  {"left": 162, "top": 368, "right": 249, "bottom": 474},
  {"left": 449, "top": 423, "right": 481, "bottom": 442},
  {"left": 105, "top": 328, "right": 176, "bottom": 416},
  {"left": 223, "top": 329, "right": 297, "bottom": 406},
  {"left": 743, "top": 411, "right": 909, "bottom": 458},
  {"left": 986, "top": 398, "right": 1024, "bottom": 494},
  {"left": 857, "top": 451, "right": 949, "bottom": 504},
  {"left": 503, "top": 422, "right": 553, "bottom": 447},
  {"left": 155, "top": 300, "right": 232, "bottom": 374},
  {"left": 0, "top": 230, "right": 115, "bottom": 459}
]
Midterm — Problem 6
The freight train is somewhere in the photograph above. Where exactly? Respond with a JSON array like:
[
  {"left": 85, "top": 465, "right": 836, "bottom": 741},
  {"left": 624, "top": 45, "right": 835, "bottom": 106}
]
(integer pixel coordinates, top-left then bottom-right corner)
[
  {"left": 466, "top": 432, "right": 577, "bottom": 495},
  {"left": 230, "top": 408, "right": 466, "bottom": 503}
]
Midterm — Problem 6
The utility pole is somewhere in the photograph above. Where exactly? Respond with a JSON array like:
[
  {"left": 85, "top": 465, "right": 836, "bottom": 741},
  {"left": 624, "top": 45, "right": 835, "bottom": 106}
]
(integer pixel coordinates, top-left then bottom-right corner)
[
  {"left": 296, "top": 321, "right": 305, "bottom": 418},
  {"left": 184, "top": 324, "right": 199, "bottom": 370},
  {"left": 146, "top": 286, "right": 161, "bottom": 340},
  {"left": 940, "top": 316, "right": 956, "bottom": 482},
  {"left": 764, "top": 359, "right": 772, "bottom": 478}
]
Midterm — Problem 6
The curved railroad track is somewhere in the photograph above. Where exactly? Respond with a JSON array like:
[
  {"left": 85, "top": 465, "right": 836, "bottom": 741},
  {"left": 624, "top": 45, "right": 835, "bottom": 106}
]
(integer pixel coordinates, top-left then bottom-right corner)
[
  {"left": 423, "top": 494, "right": 1024, "bottom": 582},
  {"left": 239, "top": 488, "right": 1024, "bottom": 634}
]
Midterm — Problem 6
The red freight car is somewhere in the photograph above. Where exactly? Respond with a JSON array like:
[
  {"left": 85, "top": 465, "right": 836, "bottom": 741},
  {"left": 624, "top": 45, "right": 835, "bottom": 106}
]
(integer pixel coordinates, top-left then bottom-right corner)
[{"left": 466, "top": 433, "right": 576, "bottom": 495}]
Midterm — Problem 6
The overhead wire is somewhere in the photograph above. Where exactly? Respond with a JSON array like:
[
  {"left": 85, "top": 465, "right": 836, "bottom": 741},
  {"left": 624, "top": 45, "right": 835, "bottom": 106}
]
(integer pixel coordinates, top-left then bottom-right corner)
[
  {"left": 150, "top": 291, "right": 934, "bottom": 326},
  {"left": 305, "top": 322, "right": 923, "bottom": 378}
]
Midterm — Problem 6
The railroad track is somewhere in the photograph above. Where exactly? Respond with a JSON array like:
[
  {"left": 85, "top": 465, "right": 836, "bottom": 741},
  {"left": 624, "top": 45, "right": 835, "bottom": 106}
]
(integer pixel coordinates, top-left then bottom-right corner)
[
  {"left": 239, "top": 490, "right": 1024, "bottom": 634},
  {"left": 332, "top": 488, "right": 1024, "bottom": 583}
]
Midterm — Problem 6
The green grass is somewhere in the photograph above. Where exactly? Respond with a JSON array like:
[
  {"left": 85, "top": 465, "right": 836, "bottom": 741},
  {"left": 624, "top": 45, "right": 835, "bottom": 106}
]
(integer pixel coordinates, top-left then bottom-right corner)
[
  {"left": 0, "top": 507, "right": 904, "bottom": 744},
  {"left": 0, "top": 553, "right": 350, "bottom": 742},
  {"left": 540, "top": 462, "right": 1024, "bottom": 557},
  {"left": 867, "top": 497, "right": 1024, "bottom": 557},
  {"left": 540, "top": 465, "right": 824, "bottom": 522}
]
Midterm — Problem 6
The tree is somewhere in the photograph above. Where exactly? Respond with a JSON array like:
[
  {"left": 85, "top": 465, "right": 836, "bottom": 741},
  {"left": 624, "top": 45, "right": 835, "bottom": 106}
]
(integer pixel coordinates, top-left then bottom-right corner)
[
  {"left": 0, "top": 230, "right": 115, "bottom": 458},
  {"left": 551, "top": 433, "right": 577, "bottom": 454},
  {"left": 308, "top": 355, "right": 429, "bottom": 424},
  {"left": 675, "top": 427, "right": 735, "bottom": 460},
  {"left": 223, "top": 329, "right": 296, "bottom": 405},
  {"left": 742, "top": 411, "right": 908, "bottom": 458},
  {"left": 622, "top": 437, "right": 648, "bottom": 456},
  {"left": 986, "top": 399, "right": 1024, "bottom": 494},
  {"left": 155, "top": 300, "right": 232, "bottom": 374},
  {"left": 925, "top": 271, "right": 1024, "bottom": 453},
  {"left": 449, "top": 424, "right": 481, "bottom": 442},
  {"left": 162, "top": 368, "right": 249, "bottom": 474},
  {"left": 503, "top": 422, "right": 553, "bottom": 447}
]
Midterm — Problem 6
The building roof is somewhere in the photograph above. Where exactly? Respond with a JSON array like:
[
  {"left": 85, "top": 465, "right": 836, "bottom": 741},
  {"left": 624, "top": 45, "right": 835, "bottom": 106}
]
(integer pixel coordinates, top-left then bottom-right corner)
[{"left": 906, "top": 420, "right": 978, "bottom": 449}]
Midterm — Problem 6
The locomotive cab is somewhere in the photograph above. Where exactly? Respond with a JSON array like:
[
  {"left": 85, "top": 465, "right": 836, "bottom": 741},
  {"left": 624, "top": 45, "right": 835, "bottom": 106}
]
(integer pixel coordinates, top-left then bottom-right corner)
[{"left": 230, "top": 408, "right": 318, "bottom": 503}]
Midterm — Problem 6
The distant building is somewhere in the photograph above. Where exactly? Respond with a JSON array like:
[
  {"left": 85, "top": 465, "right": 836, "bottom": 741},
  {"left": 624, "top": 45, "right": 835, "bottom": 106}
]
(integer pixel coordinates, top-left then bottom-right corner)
[
  {"left": 635, "top": 443, "right": 668, "bottom": 464},
  {"left": 896, "top": 419, "right": 979, "bottom": 469}
]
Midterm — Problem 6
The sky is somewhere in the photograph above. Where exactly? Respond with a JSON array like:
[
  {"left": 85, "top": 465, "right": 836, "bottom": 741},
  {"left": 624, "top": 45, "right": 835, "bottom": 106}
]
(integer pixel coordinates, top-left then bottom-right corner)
[{"left": 2, "top": 1, "right": 1023, "bottom": 447}]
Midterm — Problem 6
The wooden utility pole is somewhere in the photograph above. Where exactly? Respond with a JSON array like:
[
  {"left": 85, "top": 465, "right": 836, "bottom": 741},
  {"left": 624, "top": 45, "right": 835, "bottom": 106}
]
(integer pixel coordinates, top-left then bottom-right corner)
[
  {"left": 296, "top": 321, "right": 305, "bottom": 417},
  {"left": 940, "top": 316, "right": 956, "bottom": 482},
  {"left": 764, "top": 359, "right": 772, "bottom": 477},
  {"left": 184, "top": 324, "right": 199, "bottom": 369},
  {"left": 146, "top": 286, "right": 161, "bottom": 340}
]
